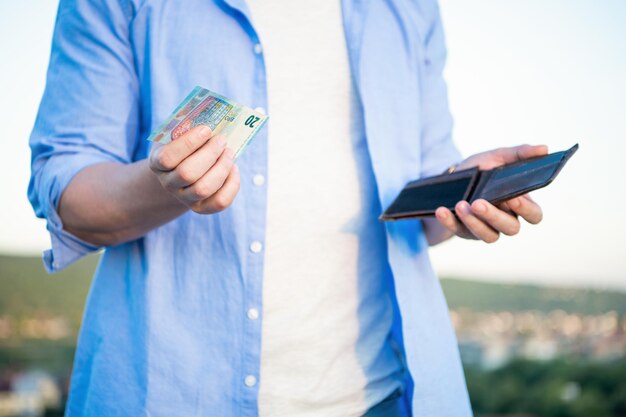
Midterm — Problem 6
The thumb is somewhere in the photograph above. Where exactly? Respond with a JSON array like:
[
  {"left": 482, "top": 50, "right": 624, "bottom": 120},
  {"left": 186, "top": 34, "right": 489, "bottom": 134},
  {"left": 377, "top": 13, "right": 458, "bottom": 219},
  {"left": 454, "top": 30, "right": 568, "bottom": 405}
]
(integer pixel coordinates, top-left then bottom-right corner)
[{"left": 496, "top": 144, "right": 549, "bottom": 164}]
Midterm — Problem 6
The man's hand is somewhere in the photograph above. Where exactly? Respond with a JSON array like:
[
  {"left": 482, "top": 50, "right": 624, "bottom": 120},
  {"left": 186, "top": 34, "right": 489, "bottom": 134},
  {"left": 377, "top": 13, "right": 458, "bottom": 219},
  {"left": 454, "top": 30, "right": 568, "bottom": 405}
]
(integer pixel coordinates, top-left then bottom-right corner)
[
  {"left": 149, "top": 125, "right": 241, "bottom": 214},
  {"left": 433, "top": 144, "right": 548, "bottom": 243}
]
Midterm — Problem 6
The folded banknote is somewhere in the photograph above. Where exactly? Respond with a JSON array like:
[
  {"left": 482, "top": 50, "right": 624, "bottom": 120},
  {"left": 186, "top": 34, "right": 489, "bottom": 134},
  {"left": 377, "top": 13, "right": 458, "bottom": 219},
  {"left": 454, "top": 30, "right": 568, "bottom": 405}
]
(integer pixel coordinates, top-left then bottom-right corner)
[{"left": 147, "top": 86, "right": 268, "bottom": 159}]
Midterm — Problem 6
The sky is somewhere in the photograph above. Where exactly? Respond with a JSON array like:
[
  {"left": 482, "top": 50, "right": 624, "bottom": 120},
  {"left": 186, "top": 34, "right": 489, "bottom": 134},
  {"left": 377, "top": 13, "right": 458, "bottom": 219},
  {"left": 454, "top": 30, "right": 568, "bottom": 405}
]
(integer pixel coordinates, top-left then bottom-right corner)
[{"left": 0, "top": 1, "right": 625, "bottom": 289}]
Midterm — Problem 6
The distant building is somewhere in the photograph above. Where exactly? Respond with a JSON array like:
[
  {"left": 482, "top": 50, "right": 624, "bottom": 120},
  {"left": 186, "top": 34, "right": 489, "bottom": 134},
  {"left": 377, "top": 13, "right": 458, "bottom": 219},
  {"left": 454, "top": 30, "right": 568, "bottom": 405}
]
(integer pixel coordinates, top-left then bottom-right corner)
[{"left": 0, "top": 370, "right": 60, "bottom": 417}]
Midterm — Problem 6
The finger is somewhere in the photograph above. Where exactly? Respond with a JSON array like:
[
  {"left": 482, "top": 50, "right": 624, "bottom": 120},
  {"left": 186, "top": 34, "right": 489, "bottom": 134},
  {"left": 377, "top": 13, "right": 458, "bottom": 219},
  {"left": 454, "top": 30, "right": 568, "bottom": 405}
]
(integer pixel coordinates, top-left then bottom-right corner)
[
  {"left": 162, "top": 135, "right": 227, "bottom": 189},
  {"left": 470, "top": 199, "right": 521, "bottom": 236},
  {"left": 497, "top": 200, "right": 518, "bottom": 218},
  {"left": 435, "top": 207, "right": 476, "bottom": 240},
  {"left": 507, "top": 194, "right": 543, "bottom": 225},
  {"left": 494, "top": 144, "right": 549, "bottom": 164},
  {"left": 178, "top": 148, "right": 235, "bottom": 202},
  {"left": 149, "top": 125, "right": 213, "bottom": 172},
  {"left": 456, "top": 201, "right": 500, "bottom": 243},
  {"left": 192, "top": 165, "right": 241, "bottom": 214}
]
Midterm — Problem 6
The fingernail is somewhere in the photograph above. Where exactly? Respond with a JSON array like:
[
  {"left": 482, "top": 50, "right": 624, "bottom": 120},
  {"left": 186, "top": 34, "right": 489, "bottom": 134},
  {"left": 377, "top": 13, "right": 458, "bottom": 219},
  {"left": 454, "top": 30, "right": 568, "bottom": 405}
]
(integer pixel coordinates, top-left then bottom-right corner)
[
  {"left": 509, "top": 198, "right": 521, "bottom": 209},
  {"left": 224, "top": 148, "right": 235, "bottom": 160},
  {"left": 216, "top": 136, "right": 226, "bottom": 148},
  {"left": 200, "top": 125, "right": 212, "bottom": 136},
  {"left": 438, "top": 209, "right": 448, "bottom": 219},
  {"left": 474, "top": 201, "right": 486, "bottom": 213}
]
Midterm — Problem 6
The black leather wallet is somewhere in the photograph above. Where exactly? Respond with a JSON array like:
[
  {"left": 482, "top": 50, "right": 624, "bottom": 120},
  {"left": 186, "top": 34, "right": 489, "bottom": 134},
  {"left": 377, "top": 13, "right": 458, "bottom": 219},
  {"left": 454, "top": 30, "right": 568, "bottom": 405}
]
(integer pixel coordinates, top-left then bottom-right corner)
[{"left": 380, "top": 144, "right": 578, "bottom": 221}]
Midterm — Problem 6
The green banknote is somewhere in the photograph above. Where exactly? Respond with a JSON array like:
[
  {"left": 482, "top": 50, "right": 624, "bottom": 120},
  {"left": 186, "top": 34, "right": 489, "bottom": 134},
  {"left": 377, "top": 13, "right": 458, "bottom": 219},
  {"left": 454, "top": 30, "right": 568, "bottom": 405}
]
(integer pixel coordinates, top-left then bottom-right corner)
[{"left": 147, "top": 86, "right": 268, "bottom": 159}]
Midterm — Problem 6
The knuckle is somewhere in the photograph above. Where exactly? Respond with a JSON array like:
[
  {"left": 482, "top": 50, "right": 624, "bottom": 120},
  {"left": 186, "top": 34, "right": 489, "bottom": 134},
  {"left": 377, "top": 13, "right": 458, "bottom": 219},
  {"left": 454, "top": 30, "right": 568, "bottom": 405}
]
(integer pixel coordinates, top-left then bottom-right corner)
[
  {"left": 176, "top": 165, "right": 195, "bottom": 184},
  {"left": 181, "top": 133, "right": 198, "bottom": 153},
  {"left": 478, "top": 206, "right": 495, "bottom": 222},
  {"left": 509, "top": 197, "right": 522, "bottom": 210},
  {"left": 211, "top": 195, "right": 230, "bottom": 211},
  {"left": 216, "top": 159, "right": 234, "bottom": 179},
  {"left": 207, "top": 145, "right": 224, "bottom": 162},
  {"left": 156, "top": 149, "right": 174, "bottom": 170},
  {"left": 209, "top": 134, "right": 225, "bottom": 149},
  {"left": 191, "top": 181, "right": 213, "bottom": 200}
]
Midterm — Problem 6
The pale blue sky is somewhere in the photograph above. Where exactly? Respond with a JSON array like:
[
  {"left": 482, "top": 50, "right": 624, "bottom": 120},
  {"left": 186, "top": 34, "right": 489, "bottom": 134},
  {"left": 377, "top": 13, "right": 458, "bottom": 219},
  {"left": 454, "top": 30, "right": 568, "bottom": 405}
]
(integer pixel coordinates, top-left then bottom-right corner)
[{"left": 0, "top": 1, "right": 624, "bottom": 288}]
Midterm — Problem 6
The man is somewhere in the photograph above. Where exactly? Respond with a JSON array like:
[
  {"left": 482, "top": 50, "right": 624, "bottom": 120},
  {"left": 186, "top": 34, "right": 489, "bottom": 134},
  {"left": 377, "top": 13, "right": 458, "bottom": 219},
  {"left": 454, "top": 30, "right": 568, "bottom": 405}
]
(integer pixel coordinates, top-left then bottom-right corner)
[{"left": 28, "top": 0, "right": 545, "bottom": 416}]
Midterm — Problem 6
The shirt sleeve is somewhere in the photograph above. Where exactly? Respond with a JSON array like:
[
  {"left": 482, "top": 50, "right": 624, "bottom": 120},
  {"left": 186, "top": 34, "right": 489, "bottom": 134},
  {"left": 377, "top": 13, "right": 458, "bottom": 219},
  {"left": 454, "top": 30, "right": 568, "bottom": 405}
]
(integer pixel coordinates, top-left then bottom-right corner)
[
  {"left": 27, "top": 0, "right": 139, "bottom": 273},
  {"left": 419, "top": 2, "right": 464, "bottom": 178}
]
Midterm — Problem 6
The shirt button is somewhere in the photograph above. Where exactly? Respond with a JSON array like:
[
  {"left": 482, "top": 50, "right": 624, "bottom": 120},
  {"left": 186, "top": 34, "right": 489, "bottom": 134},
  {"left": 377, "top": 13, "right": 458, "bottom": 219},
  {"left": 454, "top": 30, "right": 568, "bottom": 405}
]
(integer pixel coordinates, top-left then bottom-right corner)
[
  {"left": 254, "top": 107, "right": 266, "bottom": 115},
  {"left": 250, "top": 241, "right": 263, "bottom": 253},
  {"left": 253, "top": 44, "right": 263, "bottom": 55},
  {"left": 244, "top": 375, "right": 257, "bottom": 387},
  {"left": 252, "top": 174, "right": 265, "bottom": 186},
  {"left": 247, "top": 308, "right": 259, "bottom": 320}
]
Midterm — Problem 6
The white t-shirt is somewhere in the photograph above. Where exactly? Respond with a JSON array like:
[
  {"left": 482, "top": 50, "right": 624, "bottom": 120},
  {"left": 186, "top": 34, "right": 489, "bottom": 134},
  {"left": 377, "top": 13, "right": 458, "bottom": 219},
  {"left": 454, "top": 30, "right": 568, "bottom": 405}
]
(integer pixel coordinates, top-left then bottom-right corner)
[{"left": 247, "top": 1, "right": 405, "bottom": 416}]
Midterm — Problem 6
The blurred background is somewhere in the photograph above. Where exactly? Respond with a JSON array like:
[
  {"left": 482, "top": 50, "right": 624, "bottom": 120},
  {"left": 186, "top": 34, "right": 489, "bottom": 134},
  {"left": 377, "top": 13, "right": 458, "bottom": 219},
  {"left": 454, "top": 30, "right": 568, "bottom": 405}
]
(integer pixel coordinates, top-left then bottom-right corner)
[{"left": 0, "top": 1, "right": 625, "bottom": 416}]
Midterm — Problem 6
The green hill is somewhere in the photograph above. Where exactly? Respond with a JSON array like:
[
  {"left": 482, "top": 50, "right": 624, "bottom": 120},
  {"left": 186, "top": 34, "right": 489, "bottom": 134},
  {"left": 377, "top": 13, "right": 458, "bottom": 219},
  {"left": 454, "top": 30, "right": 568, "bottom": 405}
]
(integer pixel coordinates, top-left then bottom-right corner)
[
  {"left": 0, "top": 253, "right": 98, "bottom": 329},
  {"left": 440, "top": 278, "right": 626, "bottom": 316},
  {"left": 1, "top": 254, "right": 625, "bottom": 323}
]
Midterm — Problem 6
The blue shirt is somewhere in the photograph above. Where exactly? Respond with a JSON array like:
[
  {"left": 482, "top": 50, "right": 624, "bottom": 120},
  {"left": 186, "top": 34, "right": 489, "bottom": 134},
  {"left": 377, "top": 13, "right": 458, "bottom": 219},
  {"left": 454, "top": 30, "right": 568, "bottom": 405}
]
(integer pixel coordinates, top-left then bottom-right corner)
[{"left": 28, "top": 0, "right": 472, "bottom": 416}]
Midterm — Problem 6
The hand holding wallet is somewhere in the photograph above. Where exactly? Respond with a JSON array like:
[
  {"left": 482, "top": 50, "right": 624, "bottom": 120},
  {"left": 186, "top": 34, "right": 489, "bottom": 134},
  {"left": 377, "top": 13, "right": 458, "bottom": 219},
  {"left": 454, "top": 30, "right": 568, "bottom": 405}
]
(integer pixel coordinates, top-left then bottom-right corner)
[{"left": 381, "top": 144, "right": 578, "bottom": 221}]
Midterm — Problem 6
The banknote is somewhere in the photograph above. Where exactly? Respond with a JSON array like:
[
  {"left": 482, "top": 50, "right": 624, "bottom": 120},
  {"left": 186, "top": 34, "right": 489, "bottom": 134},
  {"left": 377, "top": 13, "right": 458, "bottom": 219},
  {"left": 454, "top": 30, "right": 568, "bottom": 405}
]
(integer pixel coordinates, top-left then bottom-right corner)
[{"left": 147, "top": 86, "right": 268, "bottom": 159}]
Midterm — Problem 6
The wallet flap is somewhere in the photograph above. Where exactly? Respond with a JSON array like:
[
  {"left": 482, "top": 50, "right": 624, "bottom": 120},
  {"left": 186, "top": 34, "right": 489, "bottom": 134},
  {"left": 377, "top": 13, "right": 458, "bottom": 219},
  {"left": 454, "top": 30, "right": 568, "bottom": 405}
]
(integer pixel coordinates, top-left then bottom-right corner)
[{"left": 470, "top": 144, "right": 579, "bottom": 205}]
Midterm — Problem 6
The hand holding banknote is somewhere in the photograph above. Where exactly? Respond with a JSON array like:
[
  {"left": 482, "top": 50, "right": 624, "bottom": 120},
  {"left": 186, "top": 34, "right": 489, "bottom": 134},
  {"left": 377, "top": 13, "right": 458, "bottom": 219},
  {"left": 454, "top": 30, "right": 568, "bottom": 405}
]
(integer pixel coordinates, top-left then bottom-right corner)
[
  {"left": 149, "top": 125, "right": 241, "bottom": 214},
  {"left": 147, "top": 86, "right": 268, "bottom": 214}
]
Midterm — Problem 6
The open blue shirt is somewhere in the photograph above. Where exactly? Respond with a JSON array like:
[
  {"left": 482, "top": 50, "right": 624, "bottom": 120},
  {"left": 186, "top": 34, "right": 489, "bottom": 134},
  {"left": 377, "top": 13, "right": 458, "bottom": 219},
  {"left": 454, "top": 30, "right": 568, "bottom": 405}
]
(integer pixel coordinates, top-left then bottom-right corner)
[{"left": 28, "top": 0, "right": 472, "bottom": 415}]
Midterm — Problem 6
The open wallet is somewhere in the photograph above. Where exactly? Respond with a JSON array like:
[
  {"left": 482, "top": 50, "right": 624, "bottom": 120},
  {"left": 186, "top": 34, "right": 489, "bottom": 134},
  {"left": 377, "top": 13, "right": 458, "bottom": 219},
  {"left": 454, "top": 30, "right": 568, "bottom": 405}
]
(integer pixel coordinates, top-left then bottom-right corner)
[{"left": 380, "top": 144, "right": 578, "bottom": 221}]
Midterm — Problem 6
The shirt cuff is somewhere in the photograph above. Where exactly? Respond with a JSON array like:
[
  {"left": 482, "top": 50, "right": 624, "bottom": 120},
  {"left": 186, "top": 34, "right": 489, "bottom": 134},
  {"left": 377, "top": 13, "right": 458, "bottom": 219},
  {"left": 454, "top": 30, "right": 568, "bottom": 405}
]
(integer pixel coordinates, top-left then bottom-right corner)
[
  {"left": 36, "top": 152, "right": 121, "bottom": 273},
  {"left": 43, "top": 201, "right": 101, "bottom": 273}
]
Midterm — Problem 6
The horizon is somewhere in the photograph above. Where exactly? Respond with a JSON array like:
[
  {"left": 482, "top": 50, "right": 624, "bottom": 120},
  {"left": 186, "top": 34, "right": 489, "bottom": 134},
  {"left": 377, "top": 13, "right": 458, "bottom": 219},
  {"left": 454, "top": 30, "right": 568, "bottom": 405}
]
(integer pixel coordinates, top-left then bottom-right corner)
[{"left": 2, "top": 251, "right": 624, "bottom": 293}]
